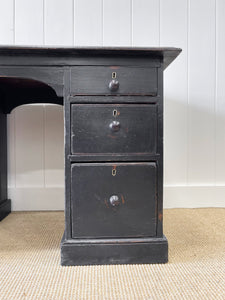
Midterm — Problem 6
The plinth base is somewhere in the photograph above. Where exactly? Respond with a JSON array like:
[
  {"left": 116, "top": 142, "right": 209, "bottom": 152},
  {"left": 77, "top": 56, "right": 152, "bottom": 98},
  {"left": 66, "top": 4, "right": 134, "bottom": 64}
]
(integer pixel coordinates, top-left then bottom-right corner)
[{"left": 61, "top": 234, "right": 168, "bottom": 266}]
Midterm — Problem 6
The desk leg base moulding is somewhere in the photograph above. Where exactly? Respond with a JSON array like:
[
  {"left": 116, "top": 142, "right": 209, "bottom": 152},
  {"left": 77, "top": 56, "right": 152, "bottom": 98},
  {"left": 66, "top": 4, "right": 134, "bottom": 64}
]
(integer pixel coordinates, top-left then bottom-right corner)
[
  {"left": 0, "top": 199, "right": 11, "bottom": 221},
  {"left": 61, "top": 234, "right": 168, "bottom": 266}
]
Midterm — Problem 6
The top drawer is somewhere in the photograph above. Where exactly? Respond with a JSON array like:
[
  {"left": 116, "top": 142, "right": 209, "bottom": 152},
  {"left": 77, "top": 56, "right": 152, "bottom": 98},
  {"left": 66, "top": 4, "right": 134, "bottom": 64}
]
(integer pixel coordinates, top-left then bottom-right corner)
[{"left": 70, "top": 66, "right": 157, "bottom": 96}]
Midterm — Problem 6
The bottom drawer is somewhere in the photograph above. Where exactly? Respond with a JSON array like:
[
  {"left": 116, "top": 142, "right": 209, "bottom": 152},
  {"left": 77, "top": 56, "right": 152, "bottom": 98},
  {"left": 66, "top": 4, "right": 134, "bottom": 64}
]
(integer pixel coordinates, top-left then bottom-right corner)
[{"left": 71, "top": 162, "right": 157, "bottom": 239}]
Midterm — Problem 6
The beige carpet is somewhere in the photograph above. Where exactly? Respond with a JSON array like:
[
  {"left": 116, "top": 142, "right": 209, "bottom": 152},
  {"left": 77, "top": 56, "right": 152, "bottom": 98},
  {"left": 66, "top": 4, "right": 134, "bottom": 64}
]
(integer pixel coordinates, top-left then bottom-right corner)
[{"left": 0, "top": 209, "right": 224, "bottom": 300}]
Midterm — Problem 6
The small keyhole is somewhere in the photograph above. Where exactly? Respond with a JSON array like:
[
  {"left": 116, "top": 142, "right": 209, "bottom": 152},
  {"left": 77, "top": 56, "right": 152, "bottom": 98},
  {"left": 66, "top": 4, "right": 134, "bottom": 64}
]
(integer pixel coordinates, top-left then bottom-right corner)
[
  {"left": 112, "top": 169, "right": 116, "bottom": 176},
  {"left": 112, "top": 72, "right": 117, "bottom": 79},
  {"left": 113, "top": 109, "right": 117, "bottom": 117}
]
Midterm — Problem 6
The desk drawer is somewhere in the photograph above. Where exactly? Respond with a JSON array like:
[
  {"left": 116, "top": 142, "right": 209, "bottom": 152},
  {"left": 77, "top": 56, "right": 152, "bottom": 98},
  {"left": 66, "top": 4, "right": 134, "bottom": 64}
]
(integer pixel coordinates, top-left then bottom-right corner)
[
  {"left": 71, "top": 104, "right": 157, "bottom": 155},
  {"left": 71, "top": 162, "right": 157, "bottom": 239},
  {"left": 70, "top": 66, "right": 157, "bottom": 95}
]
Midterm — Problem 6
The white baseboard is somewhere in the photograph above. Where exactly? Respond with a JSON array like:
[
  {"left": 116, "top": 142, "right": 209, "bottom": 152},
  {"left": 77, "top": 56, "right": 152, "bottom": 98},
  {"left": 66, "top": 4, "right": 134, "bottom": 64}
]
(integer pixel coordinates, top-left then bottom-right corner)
[
  {"left": 9, "top": 185, "right": 225, "bottom": 211},
  {"left": 9, "top": 187, "right": 64, "bottom": 211},
  {"left": 164, "top": 185, "right": 225, "bottom": 208}
]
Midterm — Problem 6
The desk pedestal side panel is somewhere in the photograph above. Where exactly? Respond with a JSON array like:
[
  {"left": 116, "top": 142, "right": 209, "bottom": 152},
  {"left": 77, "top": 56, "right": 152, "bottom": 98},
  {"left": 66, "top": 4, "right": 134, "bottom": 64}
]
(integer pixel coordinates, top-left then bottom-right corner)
[{"left": 0, "top": 111, "right": 11, "bottom": 221}]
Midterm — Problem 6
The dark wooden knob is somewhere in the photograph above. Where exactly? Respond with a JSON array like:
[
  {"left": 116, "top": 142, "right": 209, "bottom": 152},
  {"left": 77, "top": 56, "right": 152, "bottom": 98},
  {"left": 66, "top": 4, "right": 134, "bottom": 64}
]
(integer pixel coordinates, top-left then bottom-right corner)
[
  {"left": 109, "top": 79, "right": 119, "bottom": 92},
  {"left": 109, "top": 195, "right": 120, "bottom": 206},
  {"left": 109, "top": 121, "right": 120, "bottom": 132}
]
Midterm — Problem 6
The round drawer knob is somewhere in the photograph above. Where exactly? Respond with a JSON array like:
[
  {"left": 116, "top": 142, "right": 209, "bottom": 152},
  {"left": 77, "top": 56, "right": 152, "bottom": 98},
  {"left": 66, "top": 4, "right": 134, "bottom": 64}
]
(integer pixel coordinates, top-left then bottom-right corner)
[
  {"left": 109, "top": 195, "right": 120, "bottom": 207},
  {"left": 109, "top": 79, "right": 119, "bottom": 92},
  {"left": 109, "top": 121, "right": 120, "bottom": 132}
]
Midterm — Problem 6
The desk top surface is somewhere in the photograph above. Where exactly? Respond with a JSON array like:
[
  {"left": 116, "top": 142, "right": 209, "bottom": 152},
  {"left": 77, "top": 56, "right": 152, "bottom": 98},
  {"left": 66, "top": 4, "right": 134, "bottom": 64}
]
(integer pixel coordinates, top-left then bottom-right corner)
[{"left": 0, "top": 46, "right": 181, "bottom": 70}]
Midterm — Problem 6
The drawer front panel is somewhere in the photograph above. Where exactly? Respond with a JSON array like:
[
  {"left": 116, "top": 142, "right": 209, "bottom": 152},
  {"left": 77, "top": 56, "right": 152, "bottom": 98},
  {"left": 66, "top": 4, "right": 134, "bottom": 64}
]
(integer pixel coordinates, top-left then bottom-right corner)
[
  {"left": 71, "top": 162, "right": 157, "bottom": 239},
  {"left": 70, "top": 66, "right": 157, "bottom": 95},
  {"left": 71, "top": 104, "right": 157, "bottom": 155}
]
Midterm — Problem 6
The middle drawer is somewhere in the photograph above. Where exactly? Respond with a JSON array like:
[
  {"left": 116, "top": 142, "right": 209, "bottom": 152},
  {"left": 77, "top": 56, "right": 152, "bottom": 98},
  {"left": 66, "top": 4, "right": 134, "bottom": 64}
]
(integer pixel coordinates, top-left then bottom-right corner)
[{"left": 71, "top": 104, "right": 157, "bottom": 156}]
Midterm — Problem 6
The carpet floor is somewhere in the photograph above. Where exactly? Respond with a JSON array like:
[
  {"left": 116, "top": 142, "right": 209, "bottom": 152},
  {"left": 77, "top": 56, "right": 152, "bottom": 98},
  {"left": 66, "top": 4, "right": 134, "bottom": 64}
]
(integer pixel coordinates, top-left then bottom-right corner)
[{"left": 0, "top": 208, "right": 224, "bottom": 300}]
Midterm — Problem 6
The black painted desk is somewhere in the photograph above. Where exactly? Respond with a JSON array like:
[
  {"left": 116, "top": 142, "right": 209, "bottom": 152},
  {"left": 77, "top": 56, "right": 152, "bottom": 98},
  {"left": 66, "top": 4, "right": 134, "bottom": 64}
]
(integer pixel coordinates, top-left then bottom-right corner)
[{"left": 0, "top": 46, "right": 181, "bottom": 265}]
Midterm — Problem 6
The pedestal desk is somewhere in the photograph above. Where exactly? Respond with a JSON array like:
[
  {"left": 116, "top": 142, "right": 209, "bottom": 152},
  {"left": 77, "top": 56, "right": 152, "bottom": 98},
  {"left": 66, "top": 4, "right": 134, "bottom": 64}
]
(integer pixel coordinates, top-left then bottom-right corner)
[{"left": 0, "top": 46, "right": 181, "bottom": 265}]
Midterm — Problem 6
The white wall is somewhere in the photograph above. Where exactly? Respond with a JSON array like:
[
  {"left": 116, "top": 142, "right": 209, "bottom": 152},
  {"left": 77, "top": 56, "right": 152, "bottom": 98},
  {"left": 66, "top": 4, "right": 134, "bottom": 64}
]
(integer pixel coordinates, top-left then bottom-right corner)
[{"left": 0, "top": 0, "right": 224, "bottom": 210}]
